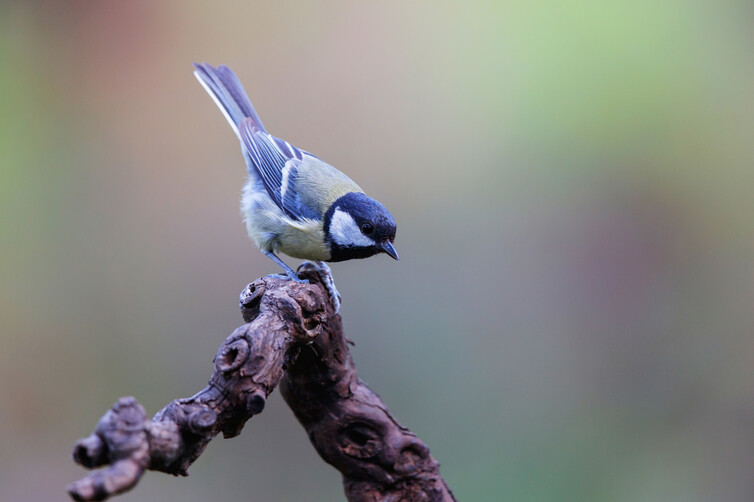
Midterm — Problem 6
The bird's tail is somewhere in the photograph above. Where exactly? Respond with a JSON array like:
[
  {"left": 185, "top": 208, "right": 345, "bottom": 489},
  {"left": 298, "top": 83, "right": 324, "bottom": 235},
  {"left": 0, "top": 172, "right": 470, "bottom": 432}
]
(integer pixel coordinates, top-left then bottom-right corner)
[{"left": 193, "top": 62, "right": 266, "bottom": 137}]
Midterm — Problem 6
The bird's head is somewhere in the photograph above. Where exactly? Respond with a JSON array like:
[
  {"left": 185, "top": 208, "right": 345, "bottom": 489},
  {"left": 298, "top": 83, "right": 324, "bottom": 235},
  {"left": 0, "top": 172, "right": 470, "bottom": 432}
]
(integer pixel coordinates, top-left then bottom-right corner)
[{"left": 323, "top": 192, "right": 398, "bottom": 262}]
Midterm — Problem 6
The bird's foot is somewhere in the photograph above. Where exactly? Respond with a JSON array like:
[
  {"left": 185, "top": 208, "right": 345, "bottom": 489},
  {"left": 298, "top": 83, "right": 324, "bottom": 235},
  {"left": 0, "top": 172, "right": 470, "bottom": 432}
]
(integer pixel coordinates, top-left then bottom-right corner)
[
  {"left": 274, "top": 271, "right": 309, "bottom": 284},
  {"left": 298, "top": 261, "right": 341, "bottom": 314},
  {"left": 264, "top": 251, "right": 309, "bottom": 284}
]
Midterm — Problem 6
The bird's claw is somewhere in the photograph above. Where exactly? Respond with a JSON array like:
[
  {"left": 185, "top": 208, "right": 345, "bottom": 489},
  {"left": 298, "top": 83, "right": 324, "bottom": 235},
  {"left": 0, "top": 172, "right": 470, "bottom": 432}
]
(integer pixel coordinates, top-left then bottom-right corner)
[
  {"left": 319, "top": 267, "right": 342, "bottom": 314},
  {"left": 275, "top": 272, "right": 310, "bottom": 284}
]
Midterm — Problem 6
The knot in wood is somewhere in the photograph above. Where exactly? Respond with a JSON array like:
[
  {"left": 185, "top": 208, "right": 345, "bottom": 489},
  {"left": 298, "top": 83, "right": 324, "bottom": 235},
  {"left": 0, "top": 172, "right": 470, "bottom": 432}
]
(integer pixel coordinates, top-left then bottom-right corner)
[
  {"left": 72, "top": 435, "right": 106, "bottom": 469},
  {"left": 188, "top": 407, "right": 217, "bottom": 434},
  {"left": 239, "top": 281, "right": 266, "bottom": 322},
  {"left": 215, "top": 338, "right": 251, "bottom": 373},
  {"left": 339, "top": 421, "right": 382, "bottom": 459},
  {"left": 329, "top": 412, "right": 433, "bottom": 481},
  {"left": 244, "top": 390, "right": 266, "bottom": 415},
  {"left": 394, "top": 442, "right": 431, "bottom": 475}
]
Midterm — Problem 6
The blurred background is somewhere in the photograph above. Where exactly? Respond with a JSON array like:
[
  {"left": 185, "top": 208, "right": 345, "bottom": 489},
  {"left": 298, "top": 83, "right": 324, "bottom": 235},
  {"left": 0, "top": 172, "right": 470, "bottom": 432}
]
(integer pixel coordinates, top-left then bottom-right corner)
[{"left": 1, "top": 1, "right": 753, "bottom": 501}]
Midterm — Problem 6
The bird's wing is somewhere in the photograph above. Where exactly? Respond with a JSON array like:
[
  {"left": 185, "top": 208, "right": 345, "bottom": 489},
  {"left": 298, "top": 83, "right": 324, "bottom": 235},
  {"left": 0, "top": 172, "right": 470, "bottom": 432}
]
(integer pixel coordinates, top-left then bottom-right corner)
[
  {"left": 284, "top": 153, "right": 365, "bottom": 219},
  {"left": 239, "top": 118, "right": 321, "bottom": 221}
]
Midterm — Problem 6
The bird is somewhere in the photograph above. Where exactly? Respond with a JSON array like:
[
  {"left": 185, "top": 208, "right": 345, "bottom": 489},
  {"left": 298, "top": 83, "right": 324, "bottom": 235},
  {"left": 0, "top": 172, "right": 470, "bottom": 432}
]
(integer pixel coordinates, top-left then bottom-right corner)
[{"left": 193, "top": 63, "right": 398, "bottom": 312}]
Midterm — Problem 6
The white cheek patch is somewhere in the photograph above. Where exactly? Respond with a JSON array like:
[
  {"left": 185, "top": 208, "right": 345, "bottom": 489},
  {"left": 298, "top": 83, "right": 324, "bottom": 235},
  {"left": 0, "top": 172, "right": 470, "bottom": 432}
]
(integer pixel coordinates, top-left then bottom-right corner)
[{"left": 330, "top": 208, "right": 375, "bottom": 247}]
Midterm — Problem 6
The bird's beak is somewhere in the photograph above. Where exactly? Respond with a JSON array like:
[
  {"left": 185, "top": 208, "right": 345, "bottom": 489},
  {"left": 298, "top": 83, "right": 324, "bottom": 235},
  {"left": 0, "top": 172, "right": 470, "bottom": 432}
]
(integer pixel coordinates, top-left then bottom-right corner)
[{"left": 377, "top": 241, "right": 399, "bottom": 260}]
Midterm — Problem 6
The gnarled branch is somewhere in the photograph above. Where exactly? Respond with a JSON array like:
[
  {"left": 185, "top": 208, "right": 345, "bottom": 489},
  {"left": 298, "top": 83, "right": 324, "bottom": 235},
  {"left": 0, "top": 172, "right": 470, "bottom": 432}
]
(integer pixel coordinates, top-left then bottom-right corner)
[{"left": 68, "top": 263, "right": 455, "bottom": 501}]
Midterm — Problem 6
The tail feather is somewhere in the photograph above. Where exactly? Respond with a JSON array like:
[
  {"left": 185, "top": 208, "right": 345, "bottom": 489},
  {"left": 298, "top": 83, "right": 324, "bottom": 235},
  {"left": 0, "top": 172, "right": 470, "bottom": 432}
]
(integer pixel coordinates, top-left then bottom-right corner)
[{"left": 193, "top": 62, "right": 266, "bottom": 137}]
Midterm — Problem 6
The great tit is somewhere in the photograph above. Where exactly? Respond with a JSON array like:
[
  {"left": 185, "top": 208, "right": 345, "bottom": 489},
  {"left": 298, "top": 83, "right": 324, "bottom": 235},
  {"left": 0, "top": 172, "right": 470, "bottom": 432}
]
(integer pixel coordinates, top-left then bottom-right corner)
[{"left": 193, "top": 63, "right": 398, "bottom": 310}]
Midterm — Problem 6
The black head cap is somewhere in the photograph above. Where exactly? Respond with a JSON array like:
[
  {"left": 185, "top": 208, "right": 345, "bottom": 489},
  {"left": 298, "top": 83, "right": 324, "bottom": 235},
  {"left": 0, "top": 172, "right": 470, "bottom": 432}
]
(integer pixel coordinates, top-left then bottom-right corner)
[{"left": 323, "top": 192, "right": 398, "bottom": 262}]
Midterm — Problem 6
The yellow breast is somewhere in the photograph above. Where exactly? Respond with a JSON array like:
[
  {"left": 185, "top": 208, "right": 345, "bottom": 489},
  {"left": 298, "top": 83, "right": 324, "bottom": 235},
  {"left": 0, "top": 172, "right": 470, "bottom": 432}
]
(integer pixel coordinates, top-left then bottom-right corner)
[{"left": 275, "top": 218, "right": 331, "bottom": 261}]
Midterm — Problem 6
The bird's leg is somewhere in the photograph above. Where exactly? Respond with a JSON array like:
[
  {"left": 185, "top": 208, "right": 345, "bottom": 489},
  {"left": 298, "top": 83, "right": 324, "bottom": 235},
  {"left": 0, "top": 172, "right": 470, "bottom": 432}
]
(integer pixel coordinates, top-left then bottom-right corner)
[
  {"left": 264, "top": 251, "right": 308, "bottom": 283},
  {"left": 266, "top": 253, "right": 341, "bottom": 313},
  {"left": 312, "top": 261, "right": 341, "bottom": 314}
]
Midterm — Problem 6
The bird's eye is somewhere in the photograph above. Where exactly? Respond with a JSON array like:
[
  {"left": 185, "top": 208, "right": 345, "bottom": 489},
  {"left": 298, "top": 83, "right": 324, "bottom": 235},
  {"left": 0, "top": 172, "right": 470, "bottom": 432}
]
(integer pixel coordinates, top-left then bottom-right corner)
[{"left": 361, "top": 223, "right": 374, "bottom": 235}]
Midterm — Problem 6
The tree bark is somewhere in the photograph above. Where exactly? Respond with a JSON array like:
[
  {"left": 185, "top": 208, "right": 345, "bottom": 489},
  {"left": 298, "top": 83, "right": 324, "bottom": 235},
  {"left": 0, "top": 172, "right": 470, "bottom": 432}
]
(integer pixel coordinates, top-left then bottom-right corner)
[{"left": 68, "top": 263, "right": 455, "bottom": 501}]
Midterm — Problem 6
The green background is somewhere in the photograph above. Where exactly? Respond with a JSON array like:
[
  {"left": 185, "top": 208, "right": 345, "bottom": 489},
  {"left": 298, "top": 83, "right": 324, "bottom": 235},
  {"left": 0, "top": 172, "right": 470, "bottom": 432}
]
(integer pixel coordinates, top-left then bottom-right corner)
[{"left": 1, "top": 1, "right": 753, "bottom": 501}]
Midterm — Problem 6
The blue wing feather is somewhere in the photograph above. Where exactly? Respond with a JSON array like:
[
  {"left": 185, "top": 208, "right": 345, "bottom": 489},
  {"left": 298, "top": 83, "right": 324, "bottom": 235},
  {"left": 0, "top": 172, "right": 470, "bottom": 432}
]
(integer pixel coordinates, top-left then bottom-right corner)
[
  {"left": 195, "top": 63, "right": 323, "bottom": 222},
  {"left": 239, "top": 119, "right": 318, "bottom": 221},
  {"left": 280, "top": 163, "right": 321, "bottom": 220}
]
